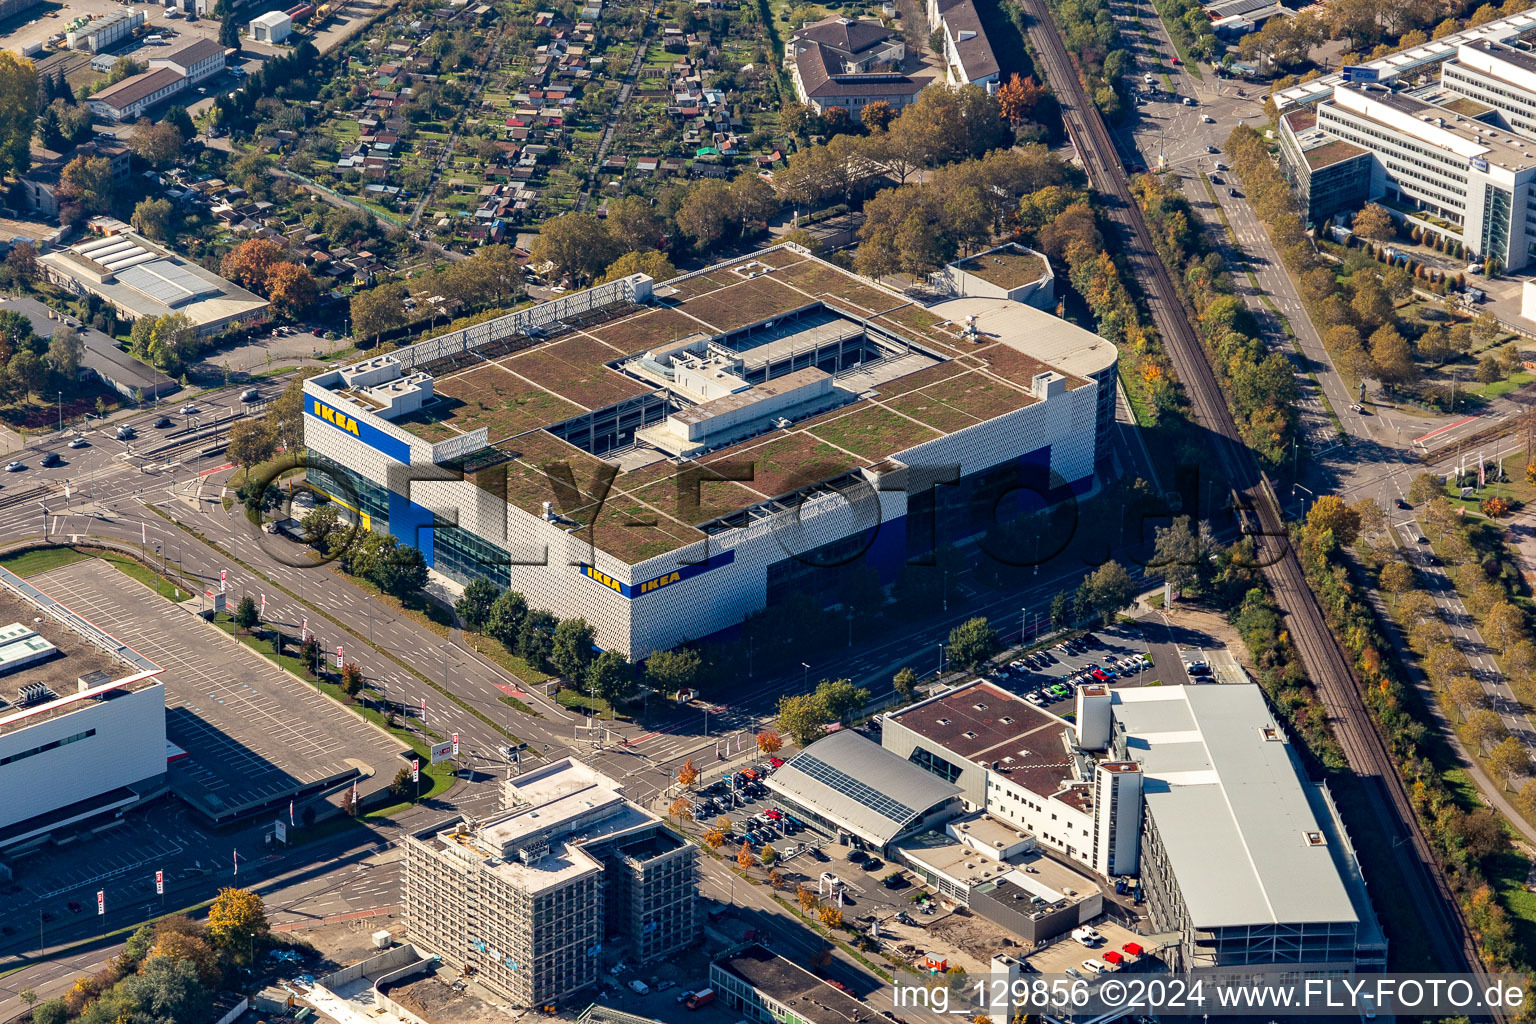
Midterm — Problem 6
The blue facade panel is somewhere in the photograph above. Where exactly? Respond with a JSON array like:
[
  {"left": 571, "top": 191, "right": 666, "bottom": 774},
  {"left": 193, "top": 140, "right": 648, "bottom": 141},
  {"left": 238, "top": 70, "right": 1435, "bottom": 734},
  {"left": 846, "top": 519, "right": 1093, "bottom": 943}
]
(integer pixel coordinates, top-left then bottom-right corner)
[{"left": 388, "top": 490, "right": 436, "bottom": 565}]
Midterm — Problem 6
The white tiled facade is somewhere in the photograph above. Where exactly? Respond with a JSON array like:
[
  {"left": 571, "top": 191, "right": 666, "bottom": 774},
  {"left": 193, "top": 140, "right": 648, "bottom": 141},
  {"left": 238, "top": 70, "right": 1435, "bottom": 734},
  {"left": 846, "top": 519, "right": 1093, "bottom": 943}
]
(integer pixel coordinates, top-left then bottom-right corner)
[{"left": 302, "top": 255, "right": 1108, "bottom": 660}]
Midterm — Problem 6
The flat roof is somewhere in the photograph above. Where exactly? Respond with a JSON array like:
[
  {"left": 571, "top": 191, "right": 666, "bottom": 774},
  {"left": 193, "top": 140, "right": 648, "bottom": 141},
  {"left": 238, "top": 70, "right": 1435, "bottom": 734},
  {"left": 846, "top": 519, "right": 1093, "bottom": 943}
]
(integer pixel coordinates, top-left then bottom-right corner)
[
  {"left": 1111, "top": 686, "right": 1360, "bottom": 930},
  {"left": 422, "top": 758, "right": 679, "bottom": 893},
  {"left": 38, "top": 229, "right": 268, "bottom": 329},
  {"left": 324, "top": 246, "right": 1110, "bottom": 565},
  {"left": 713, "top": 945, "right": 870, "bottom": 1024},
  {"left": 1272, "top": 7, "right": 1536, "bottom": 109},
  {"left": 886, "top": 680, "right": 1078, "bottom": 800},
  {"left": 0, "top": 567, "right": 160, "bottom": 739},
  {"left": 767, "top": 729, "right": 959, "bottom": 846},
  {"left": 949, "top": 245, "right": 1050, "bottom": 290}
]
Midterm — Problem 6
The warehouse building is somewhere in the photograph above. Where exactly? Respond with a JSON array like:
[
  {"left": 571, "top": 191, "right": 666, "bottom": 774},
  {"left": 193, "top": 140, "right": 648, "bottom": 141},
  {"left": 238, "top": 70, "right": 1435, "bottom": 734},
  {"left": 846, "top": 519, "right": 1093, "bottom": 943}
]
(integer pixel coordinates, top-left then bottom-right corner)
[
  {"left": 39, "top": 223, "right": 268, "bottom": 336},
  {"left": 302, "top": 244, "right": 1117, "bottom": 658},
  {"left": 884, "top": 680, "right": 1386, "bottom": 971},
  {"left": 66, "top": 8, "right": 144, "bottom": 51},
  {"left": 0, "top": 563, "right": 168, "bottom": 853},
  {"left": 403, "top": 759, "right": 697, "bottom": 1008},
  {"left": 249, "top": 10, "right": 293, "bottom": 43},
  {"left": 87, "top": 67, "right": 186, "bottom": 122},
  {"left": 1102, "top": 686, "right": 1387, "bottom": 972},
  {"left": 763, "top": 729, "right": 963, "bottom": 850}
]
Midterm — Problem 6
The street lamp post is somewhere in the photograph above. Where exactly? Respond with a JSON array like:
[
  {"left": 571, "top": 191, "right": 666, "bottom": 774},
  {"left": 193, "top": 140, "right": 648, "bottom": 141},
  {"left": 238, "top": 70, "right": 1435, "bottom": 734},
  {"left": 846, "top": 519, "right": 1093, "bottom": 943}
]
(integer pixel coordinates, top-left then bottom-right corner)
[
  {"left": 937, "top": 642, "right": 945, "bottom": 676},
  {"left": 802, "top": 661, "right": 810, "bottom": 695},
  {"left": 56, "top": 391, "right": 62, "bottom": 434}
]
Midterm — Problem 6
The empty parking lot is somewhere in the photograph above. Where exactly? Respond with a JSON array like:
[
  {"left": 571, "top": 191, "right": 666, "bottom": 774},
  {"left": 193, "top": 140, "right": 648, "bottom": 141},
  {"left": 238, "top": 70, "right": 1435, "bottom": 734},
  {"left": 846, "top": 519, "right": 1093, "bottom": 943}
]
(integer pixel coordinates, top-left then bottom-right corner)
[{"left": 33, "top": 559, "right": 405, "bottom": 822}]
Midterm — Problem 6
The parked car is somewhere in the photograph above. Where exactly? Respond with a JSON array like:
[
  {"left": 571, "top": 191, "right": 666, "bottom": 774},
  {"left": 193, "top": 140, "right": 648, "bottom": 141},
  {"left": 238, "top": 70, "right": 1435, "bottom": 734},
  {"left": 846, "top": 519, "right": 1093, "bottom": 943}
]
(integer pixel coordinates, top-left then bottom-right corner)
[
  {"left": 1082, "top": 959, "right": 1110, "bottom": 975},
  {"left": 627, "top": 980, "right": 650, "bottom": 995}
]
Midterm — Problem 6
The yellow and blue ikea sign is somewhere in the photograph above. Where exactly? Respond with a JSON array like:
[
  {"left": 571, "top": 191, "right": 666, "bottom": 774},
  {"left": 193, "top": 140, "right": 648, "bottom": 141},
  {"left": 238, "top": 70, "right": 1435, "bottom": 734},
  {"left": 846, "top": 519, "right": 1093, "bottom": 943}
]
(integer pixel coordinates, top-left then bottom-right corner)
[
  {"left": 307, "top": 398, "right": 412, "bottom": 463},
  {"left": 579, "top": 551, "right": 734, "bottom": 599}
]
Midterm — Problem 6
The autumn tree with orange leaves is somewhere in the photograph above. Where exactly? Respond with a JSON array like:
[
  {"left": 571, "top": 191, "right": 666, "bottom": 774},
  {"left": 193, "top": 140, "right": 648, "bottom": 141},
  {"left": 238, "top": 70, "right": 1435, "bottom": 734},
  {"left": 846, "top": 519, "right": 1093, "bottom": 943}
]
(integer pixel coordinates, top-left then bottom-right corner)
[
  {"left": 221, "top": 239, "right": 286, "bottom": 293},
  {"left": 736, "top": 841, "right": 754, "bottom": 871},
  {"left": 677, "top": 758, "right": 700, "bottom": 787},
  {"left": 756, "top": 729, "right": 782, "bottom": 754},
  {"left": 996, "top": 74, "right": 1046, "bottom": 124}
]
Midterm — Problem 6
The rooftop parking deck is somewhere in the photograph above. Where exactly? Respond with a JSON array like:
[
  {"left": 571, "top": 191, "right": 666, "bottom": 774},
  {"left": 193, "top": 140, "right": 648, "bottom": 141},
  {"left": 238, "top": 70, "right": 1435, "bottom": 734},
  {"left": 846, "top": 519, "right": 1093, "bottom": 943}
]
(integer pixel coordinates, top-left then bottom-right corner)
[{"left": 331, "top": 246, "right": 1105, "bottom": 564}]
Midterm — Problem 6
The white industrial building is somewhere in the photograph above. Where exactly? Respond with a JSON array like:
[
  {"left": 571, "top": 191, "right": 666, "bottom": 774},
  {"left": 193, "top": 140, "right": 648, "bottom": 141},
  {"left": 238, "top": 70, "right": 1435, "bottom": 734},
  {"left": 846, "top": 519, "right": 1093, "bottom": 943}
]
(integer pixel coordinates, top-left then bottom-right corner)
[
  {"left": 881, "top": 679, "right": 1388, "bottom": 972},
  {"left": 66, "top": 8, "right": 144, "bottom": 51},
  {"left": 39, "top": 223, "right": 268, "bottom": 337},
  {"left": 249, "top": 10, "right": 292, "bottom": 43},
  {"left": 302, "top": 244, "right": 1117, "bottom": 659},
  {"left": 0, "top": 672, "right": 167, "bottom": 851},
  {"left": 148, "top": 37, "right": 228, "bottom": 85}
]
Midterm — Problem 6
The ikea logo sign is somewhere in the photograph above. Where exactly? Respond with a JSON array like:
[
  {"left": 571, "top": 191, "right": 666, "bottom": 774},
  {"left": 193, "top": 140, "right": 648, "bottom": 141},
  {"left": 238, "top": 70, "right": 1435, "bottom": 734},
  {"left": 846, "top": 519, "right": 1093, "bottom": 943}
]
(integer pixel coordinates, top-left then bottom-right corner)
[
  {"left": 313, "top": 400, "right": 360, "bottom": 437},
  {"left": 306, "top": 397, "right": 412, "bottom": 463},
  {"left": 579, "top": 551, "right": 734, "bottom": 599}
]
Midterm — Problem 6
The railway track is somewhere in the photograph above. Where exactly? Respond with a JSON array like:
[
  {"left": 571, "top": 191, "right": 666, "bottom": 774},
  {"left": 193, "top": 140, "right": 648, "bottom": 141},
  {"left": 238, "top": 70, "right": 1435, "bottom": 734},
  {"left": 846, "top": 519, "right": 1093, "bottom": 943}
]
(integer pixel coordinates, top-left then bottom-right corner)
[{"left": 1017, "top": 0, "right": 1487, "bottom": 980}]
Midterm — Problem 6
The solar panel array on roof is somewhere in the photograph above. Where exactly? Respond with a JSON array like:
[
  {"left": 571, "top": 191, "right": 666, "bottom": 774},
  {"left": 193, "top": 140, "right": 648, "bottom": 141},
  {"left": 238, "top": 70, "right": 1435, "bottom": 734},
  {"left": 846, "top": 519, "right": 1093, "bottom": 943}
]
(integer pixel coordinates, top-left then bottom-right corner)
[
  {"left": 117, "top": 262, "right": 218, "bottom": 307},
  {"left": 793, "top": 752, "right": 918, "bottom": 824}
]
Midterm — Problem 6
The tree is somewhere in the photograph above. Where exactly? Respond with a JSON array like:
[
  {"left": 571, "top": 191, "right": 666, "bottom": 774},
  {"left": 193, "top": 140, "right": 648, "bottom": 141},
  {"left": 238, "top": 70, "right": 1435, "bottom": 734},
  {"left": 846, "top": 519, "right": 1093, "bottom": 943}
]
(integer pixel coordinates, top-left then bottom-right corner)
[
  {"left": 675, "top": 179, "right": 731, "bottom": 249},
  {"left": 123, "top": 956, "right": 210, "bottom": 1024},
  {"left": 206, "top": 887, "right": 269, "bottom": 961},
  {"left": 677, "top": 757, "right": 700, "bottom": 786},
  {"left": 1077, "top": 561, "right": 1134, "bottom": 622},
  {"left": 703, "top": 826, "right": 726, "bottom": 849},
  {"left": 1490, "top": 735, "right": 1530, "bottom": 789},
  {"left": 736, "top": 841, "right": 754, "bottom": 871},
  {"left": 756, "top": 728, "right": 783, "bottom": 754},
  {"left": 234, "top": 594, "right": 259, "bottom": 632},
  {"left": 32, "top": 1001, "right": 66, "bottom": 1024},
  {"left": 530, "top": 212, "right": 616, "bottom": 283},
  {"left": 1466, "top": 708, "right": 1503, "bottom": 751},
  {"left": 1379, "top": 561, "right": 1414, "bottom": 596},
  {"left": 815, "top": 905, "right": 843, "bottom": 929},
  {"left": 60, "top": 155, "right": 113, "bottom": 215},
  {"left": 728, "top": 173, "right": 779, "bottom": 228},
  {"left": 861, "top": 99, "right": 896, "bottom": 132},
  {"left": 1483, "top": 601, "right": 1526, "bottom": 654},
  {"left": 129, "top": 118, "right": 183, "bottom": 168},
  {"left": 1352, "top": 203, "right": 1395, "bottom": 241},
  {"left": 668, "top": 796, "right": 694, "bottom": 822},
  {"left": 371, "top": 543, "right": 428, "bottom": 597},
  {"left": 893, "top": 666, "right": 917, "bottom": 702},
  {"left": 1448, "top": 675, "right": 1484, "bottom": 720},
  {"left": 389, "top": 766, "right": 413, "bottom": 799},
  {"left": 455, "top": 578, "right": 501, "bottom": 632},
  {"left": 228, "top": 418, "right": 278, "bottom": 470},
  {"left": 268, "top": 263, "right": 318, "bottom": 318},
  {"left": 760, "top": 844, "right": 777, "bottom": 866},
  {"left": 341, "top": 661, "right": 364, "bottom": 697},
  {"left": 1369, "top": 324, "right": 1417, "bottom": 384},
  {"left": 485, "top": 589, "right": 529, "bottom": 647},
  {"left": 551, "top": 617, "right": 597, "bottom": 680},
  {"left": 1152, "top": 515, "right": 1209, "bottom": 597},
  {"left": 8, "top": 349, "right": 42, "bottom": 397},
  {"left": 350, "top": 281, "right": 408, "bottom": 343},
  {"left": 778, "top": 692, "right": 832, "bottom": 748},
  {"left": 47, "top": 325, "right": 82, "bottom": 379},
  {"left": 1517, "top": 778, "right": 1536, "bottom": 821},
  {"left": 340, "top": 785, "right": 356, "bottom": 816},
  {"left": 645, "top": 646, "right": 700, "bottom": 695},
  {"left": 131, "top": 197, "right": 173, "bottom": 241},
  {"left": 1409, "top": 472, "right": 1443, "bottom": 506},
  {"left": 598, "top": 249, "right": 677, "bottom": 285},
  {"left": 0, "top": 53, "right": 38, "bottom": 178},
  {"left": 220, "top": 8, "right": 240, "bottom": 47},
  {"left": 221, "top": 238, "right": 286, "bottom": 293},
  {"left": 815, "top": 677, "right": 869, "bottom": 720},
  {"left": 587, "top": 649, "right": 631, "bottom": 705},
  {"left": 797, "top": 884, "right": 817, "bottom": 913},
  {"left": 768, "top": 867, "right": 784, "bottom": 889},
  {"left": 605, "top": 196, "right": 666, "bottom": 254},
  {"left": 996, "top": 73, "right": 1045, "bottom": 124},
  {"left": 1306, "top": 495, "right": 1362, "bottom": 545},
  {"left": 946, "top": 616, "right": 999, "bottom": 670}
]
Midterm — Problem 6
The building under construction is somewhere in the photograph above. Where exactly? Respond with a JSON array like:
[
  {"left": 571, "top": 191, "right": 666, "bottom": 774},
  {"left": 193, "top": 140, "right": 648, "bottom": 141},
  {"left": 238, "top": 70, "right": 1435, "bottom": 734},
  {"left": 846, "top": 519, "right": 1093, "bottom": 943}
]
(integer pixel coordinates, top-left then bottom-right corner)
[{"left": 402, "top": 759, "right": 698, "bottom": 1007}]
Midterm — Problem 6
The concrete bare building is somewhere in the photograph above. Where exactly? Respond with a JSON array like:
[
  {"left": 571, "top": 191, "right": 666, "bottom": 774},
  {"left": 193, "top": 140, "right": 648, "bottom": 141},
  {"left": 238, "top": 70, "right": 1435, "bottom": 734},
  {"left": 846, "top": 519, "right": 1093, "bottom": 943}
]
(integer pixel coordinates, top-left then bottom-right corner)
[{"left": 402, "top": 759, "right": 697, "bottom": 1008}]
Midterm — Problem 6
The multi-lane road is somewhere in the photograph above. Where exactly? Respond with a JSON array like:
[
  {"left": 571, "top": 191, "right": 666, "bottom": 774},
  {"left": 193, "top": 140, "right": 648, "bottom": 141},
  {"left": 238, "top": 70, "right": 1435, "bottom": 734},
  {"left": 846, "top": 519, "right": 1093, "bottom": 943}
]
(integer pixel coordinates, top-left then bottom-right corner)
[{"left": 1018, "top": 0, "right": 1486, "bottom": 980}]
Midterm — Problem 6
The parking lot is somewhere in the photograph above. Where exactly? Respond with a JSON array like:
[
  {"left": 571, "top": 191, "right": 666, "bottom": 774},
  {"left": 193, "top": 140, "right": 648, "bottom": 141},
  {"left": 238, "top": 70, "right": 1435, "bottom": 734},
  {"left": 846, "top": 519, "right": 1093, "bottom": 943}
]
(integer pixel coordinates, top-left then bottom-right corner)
[
  {"left": 986, "top": 625, "right": 1159, "bottom": 715},
  {"left": 32, "top": 559, "right": 407, "bottom": 823}
]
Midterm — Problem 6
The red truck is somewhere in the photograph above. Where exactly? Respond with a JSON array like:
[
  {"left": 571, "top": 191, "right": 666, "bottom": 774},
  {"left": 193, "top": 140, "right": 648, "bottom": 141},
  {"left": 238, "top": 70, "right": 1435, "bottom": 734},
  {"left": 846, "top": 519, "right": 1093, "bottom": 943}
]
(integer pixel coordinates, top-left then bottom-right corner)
[{"left": 685, "top": 989, "right": 715, "bottom": 1010}]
